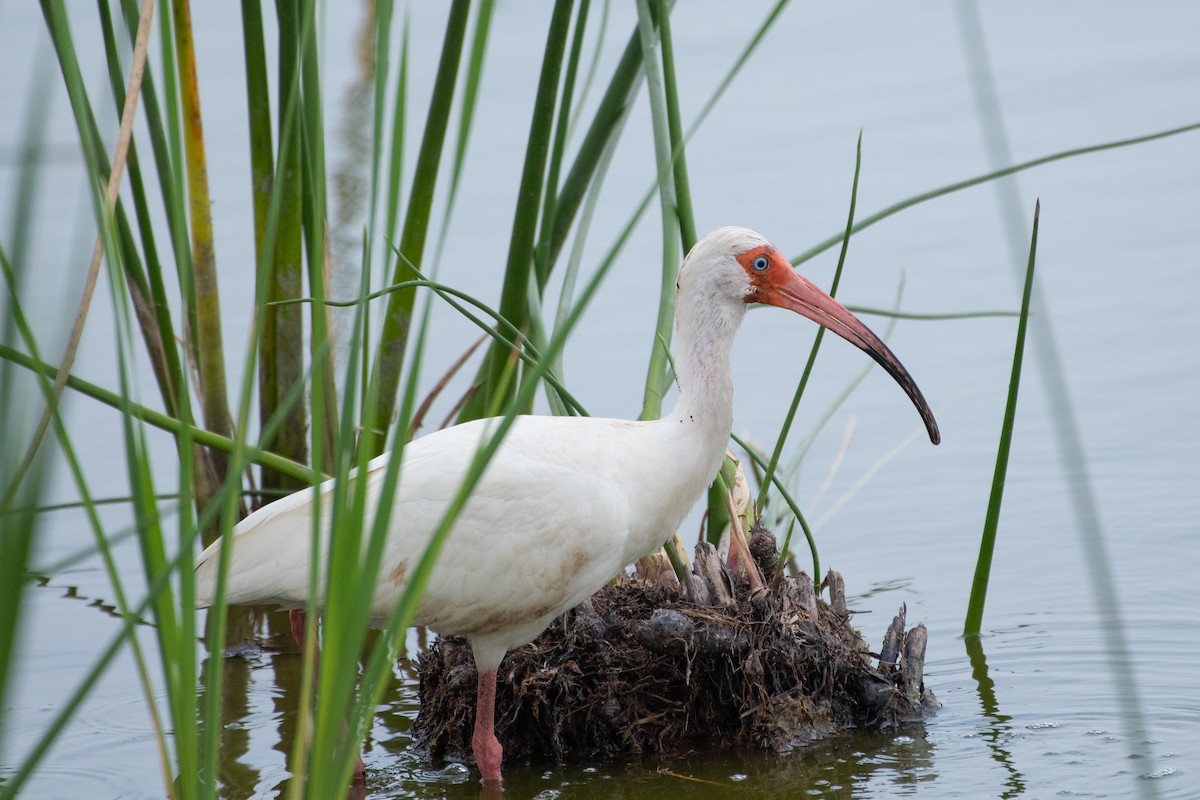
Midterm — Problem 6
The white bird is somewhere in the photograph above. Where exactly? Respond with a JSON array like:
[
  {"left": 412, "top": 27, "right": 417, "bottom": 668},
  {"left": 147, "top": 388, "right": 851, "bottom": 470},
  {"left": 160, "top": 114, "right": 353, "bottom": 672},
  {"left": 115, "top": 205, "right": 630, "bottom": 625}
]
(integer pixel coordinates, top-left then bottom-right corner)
[{"left": 194, "top": 226, "right": 940, "bottom": 786}]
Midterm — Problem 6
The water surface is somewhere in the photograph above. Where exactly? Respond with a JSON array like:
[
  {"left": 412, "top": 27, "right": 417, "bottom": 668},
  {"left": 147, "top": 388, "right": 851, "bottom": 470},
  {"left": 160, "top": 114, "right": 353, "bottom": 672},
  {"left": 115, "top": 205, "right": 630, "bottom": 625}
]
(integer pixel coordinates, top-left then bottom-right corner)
[{"left": 1, "top": 2, "right": 1197, "bottom": 798}]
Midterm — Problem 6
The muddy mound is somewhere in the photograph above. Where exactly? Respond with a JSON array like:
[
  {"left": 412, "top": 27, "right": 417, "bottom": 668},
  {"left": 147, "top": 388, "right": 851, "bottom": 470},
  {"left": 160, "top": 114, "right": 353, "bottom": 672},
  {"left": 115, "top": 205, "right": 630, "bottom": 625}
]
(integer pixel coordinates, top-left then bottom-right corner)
[{"left": 412, "top": 535, "right": 935, "bottom": 765}]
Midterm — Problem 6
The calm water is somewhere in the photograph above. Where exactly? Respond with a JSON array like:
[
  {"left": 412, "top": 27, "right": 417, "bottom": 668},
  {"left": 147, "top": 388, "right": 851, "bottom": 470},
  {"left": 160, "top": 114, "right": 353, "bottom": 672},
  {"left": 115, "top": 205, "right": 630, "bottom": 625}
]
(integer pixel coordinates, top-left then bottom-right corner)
[{"left": 2, "top": 2, "right": 1198, "bottom": 798}]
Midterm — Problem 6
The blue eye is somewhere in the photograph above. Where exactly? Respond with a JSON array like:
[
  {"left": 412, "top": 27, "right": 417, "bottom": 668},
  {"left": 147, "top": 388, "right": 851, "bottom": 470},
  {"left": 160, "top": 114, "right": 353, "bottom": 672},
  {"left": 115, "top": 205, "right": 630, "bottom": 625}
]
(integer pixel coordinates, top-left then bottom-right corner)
[{"left": 752, "top": 255, "right": 769, "bottom": 271}]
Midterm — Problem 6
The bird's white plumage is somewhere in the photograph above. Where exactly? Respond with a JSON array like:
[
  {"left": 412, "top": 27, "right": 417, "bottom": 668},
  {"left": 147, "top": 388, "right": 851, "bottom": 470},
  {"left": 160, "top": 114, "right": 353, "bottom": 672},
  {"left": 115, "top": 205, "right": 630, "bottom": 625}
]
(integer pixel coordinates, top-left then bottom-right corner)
[
  {"left": 194, "top": 227, "right": 770, "bottom": 672},
  {"left": 196, "top": 413, "right": 726, "bottom": 670}
]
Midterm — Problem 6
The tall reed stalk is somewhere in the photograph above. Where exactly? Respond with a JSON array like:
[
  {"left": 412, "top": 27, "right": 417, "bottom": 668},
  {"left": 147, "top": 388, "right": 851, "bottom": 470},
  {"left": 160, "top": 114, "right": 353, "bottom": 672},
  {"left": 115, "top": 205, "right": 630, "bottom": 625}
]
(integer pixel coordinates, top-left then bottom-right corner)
[
  {"left": 364, "top": 0, "right": 469, "bottom": 455},
  {"left": 251, "top": 0, "right": 310, "bottom": 493},
  {"left": 0, "top": 245, "right": 49, "bottom": 777},
  {"left": 964, "top": 200, "right": 1038, "bottom": 636}
]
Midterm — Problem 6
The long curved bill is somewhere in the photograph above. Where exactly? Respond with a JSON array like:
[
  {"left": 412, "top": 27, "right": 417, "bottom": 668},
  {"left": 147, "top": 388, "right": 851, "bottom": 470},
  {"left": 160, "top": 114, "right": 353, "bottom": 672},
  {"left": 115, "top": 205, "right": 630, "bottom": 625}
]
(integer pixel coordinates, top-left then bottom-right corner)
[{"left": 753, "top": 260, "right": 941, "bottom": 445}]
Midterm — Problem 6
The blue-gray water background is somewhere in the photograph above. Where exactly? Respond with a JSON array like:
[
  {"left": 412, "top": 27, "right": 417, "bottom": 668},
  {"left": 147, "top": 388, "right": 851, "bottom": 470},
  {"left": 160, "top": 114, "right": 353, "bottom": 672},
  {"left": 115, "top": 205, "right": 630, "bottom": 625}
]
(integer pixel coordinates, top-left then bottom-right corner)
[{"left": 1, "top": 3, "right": 1197, "bottom": 797}]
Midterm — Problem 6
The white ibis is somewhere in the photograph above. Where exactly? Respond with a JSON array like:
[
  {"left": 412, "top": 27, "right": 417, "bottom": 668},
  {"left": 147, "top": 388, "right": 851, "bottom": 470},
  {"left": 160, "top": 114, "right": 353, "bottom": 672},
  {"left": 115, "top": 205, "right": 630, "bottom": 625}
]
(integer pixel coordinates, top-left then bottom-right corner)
[{"left": 194, "top": 226, "right": 940, "bottom": 786}]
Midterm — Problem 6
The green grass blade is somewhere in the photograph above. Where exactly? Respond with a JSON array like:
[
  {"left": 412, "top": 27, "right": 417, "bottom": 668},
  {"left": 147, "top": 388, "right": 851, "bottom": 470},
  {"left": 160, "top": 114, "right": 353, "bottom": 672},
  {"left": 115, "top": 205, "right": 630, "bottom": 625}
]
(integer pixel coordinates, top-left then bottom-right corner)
[
  {"left": 363, "top": 6, "right": 406, "bottom": 425},
  {"left": 566, "top": 0, "right": 608, "bottom": 138},
  {"left": 113, "top": 0, "right": 206, "bottom": 436},
  {"left": 304, "top": 271, "right": 374, "bottom": 798},
  {"left": 846, "top": 306, "right": 1018, "bottom": 321},
  {"left": 380, "top": 13, "right": 408, "bottom": 271},
  {"left": 200, "top": 6, "right": 340, "bottom": 787},
  {"left": 533, "top": 0, "right": 588, "bottom": 292},
  {"left": 365, "top": 0, "right": 395, "bottom": 239},
  {"left": 791, "top": 121, "right": 1200, "bottom": 266},
  {"left": 279, "top": 272, "right": 590, "bottom": 417},
  {"left": 634, "top": 0, "right": 679, "bottom": 421},
  {"left": 0, "top": 485, "right": 37, "bottom": 750},
  {"left": 297, "top": 0, "right": 338, "bottom": 471},
  {"left": 108, "top": 269, "right": 192, "bottom": 799},
  {"left": 3, "top": 216, "right": 178, "bottom": 797},
  {"left": 458, "top": 0, "right": 575, "bottom": 422},
  {"left": 547, "top": 19, "right": 644, "bottom": 269},
  {"left": 657, "top": 1, "right": 696, "bottom": 251},
  {"left": 964, "top": 200, "right": 1038, "bottom": 637},
  {"left": 241, "top": 0, "right": 274, "bottom": 262},
  {"left": 242, "top": 0, "right": 295, "bottom": 493},
  {"left": 0, "top": 241, "right": 49, "bottom": 772},
  {"left": 778, "top": 275, "right": 907, "bottom": 486},
  {"left": 366, "top": 0, "right": 470, "bottom": 454},
  {"left": 674, "top": 0, "right": 791, "bottom": 163},
  {"left": 258, "top": 0, "right": 310, "bottom": 493},
  {"left": 0, "top": 44, "right": 56, "bottom": 507},
  {"left": 96, "top": 10, "right": 207, "bottom": 560},
  {"left": 546, "top": 98, "right": 630, "bottom": 412},
  {"left": 430, "top": 0, "right": 496, "bottom": 275},
  {"left": 172, "top": 0, "right": 234, "bottom": 492},
  {"left": 756, "top": 131, "right": 862, "bottom": 513},
  {"left": 521, "top": 0, "right": 591, "bottom": 417},
  {"left": 100, "top": 3, "right": 191, "bottom": 420},
  {"left": 730, "top": 431, "right": 819, "bottom": 580},
  {"left": 0, "top": 342, "right": 320, "bottom": 485}
]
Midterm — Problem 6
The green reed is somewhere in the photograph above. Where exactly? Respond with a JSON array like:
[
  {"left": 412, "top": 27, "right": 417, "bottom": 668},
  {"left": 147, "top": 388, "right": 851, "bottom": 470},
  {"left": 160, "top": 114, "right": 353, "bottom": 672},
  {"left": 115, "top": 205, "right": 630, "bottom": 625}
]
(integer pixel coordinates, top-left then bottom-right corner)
[{"left": 964, "top": 200, "right": 1038, "bottom": 637}]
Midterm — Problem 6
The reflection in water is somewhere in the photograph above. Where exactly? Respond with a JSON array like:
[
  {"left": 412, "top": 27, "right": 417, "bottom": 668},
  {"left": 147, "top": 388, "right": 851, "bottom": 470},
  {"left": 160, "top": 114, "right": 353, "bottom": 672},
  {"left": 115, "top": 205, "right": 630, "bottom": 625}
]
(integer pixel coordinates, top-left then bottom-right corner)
[
  {"left": 199, "top": 606, "right": 297, "bottom": 798},
  {"left": 268, "top": 616, "right": 303, "bottom": 799},
  {"left": 965, "top": 636, "right": 1025, "bottom": 798},
  {"left": 362, "top": 711, "right": 942, "bottom": 799},
  {"left": 198, "top": 642, "right": 255, "bottom": 800},
  {"left": 202, "top": 608, "right": 422, "bottom": 799},
  {"left": 365, "top": 630, "right": 423, "bottom": 765}
]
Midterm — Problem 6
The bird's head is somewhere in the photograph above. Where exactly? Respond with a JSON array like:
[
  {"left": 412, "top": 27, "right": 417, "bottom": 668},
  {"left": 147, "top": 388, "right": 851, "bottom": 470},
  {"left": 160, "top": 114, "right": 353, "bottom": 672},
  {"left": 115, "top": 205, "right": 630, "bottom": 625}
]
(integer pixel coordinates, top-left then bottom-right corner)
[{"left": 681, "top": 226, "right": 940, "bottom": 445}]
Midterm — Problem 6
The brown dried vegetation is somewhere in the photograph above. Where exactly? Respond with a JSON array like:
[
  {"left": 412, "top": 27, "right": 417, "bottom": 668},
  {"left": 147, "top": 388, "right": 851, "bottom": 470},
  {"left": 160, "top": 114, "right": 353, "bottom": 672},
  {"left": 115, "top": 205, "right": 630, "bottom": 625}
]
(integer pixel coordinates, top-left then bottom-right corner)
[{"left": 413, "top": 529, "right": 935, "bottom": 766}]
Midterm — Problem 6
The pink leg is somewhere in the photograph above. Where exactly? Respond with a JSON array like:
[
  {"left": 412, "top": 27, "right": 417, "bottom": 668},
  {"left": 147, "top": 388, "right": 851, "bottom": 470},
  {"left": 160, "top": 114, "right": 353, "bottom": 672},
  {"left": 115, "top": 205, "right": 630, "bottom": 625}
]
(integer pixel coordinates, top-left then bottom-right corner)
[
  {"left": 288, "top": 610, "right": 367, "bottom": 787},
  {"left": 472, "top": 669, "right": 504, "bottom": 784},
  {"left": 289, "top": 609, "right": 308, "bottom": 654}
]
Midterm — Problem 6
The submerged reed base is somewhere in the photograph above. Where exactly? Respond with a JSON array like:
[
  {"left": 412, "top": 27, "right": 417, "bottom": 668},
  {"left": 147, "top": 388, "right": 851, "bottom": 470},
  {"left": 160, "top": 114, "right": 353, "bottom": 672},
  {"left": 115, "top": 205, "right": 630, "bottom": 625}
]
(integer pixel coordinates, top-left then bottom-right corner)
[{"left": 412, "top": 528, "right": 936, "bottom": 766}]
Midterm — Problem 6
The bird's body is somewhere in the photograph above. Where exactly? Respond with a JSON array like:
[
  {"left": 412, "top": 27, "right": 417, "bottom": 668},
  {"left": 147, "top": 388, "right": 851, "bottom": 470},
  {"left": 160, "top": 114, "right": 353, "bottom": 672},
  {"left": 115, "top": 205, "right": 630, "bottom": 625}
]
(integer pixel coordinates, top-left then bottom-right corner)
[
  {"left": 195, "top": 226, "right": 940, "bottom": 787},
  {"left": 196, "top": 411, "right": 730, "bottom": 670}
]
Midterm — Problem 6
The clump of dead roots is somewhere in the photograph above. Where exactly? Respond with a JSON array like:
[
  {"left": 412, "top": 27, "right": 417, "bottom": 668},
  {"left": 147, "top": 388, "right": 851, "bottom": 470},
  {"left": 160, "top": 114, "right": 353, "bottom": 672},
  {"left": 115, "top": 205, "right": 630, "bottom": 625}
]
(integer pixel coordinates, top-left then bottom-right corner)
[{"left": 412, "top": 527, "right": 936, "bottom": 766}]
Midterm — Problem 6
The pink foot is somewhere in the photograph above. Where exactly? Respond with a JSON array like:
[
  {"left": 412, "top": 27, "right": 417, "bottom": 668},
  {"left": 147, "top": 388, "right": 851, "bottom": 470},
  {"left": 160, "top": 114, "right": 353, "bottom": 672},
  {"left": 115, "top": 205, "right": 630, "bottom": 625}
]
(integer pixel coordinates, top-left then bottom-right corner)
[
  {"left": 472, "top": 668, "right": 504, "bottom": 784},
  {"left": 472, "top": 729, "right": 503, "bottom": 784}
]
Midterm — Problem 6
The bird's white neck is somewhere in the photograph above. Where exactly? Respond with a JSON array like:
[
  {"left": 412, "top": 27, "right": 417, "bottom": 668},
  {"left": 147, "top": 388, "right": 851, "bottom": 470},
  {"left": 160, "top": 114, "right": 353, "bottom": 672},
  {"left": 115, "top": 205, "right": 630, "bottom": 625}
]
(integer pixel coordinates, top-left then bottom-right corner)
[{"left": 663, "top": 288, "right": 746, "bottom": 465}]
